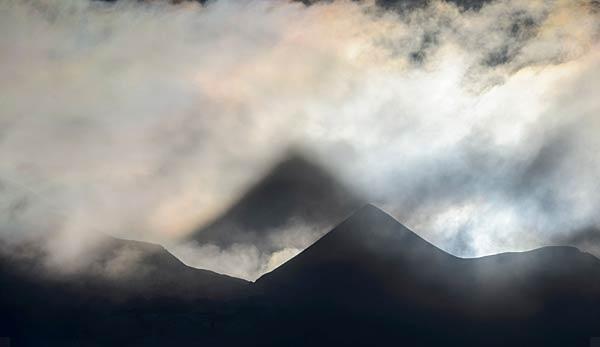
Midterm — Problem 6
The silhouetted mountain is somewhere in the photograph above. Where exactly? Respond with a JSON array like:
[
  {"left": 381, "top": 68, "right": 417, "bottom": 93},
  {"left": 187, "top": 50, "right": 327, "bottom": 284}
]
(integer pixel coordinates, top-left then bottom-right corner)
[
  {"left": 556, "top": 226, "right": 600, "bottom": 258},
  {"left": 0, "top": 235, "right": 247, "bottom": 302},
  {"left": 186, "top": 154, "right": 362, "bottom": 253},
  {"left": 2, "top": 205, "right": 600, "bottom": 346},
  {"left": 0, "top": 234, "right": 249, "bottom": 346},
  {"left": 252, "top": 205, "right": 600, "bottom": 346},
  {"left": 256, "top": 204, "right": 465, "bottom": 306}
]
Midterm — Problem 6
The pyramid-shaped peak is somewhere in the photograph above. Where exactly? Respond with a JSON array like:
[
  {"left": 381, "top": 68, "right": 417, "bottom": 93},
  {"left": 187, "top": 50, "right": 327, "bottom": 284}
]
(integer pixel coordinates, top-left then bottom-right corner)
[
  {"left": 333, "top": 203, "right": 410, "bottom": 239},
  {"left": 269, "top": 152, "right": 322, "bottom": 172},
  {"left": 255, "top": 203, "right": 456, "bottom": 289},
  {"left": 256, "top": 152, "right": 345, "bottom": 188},
  {"left": 352, "top": 203, "right": 394, "bottom": 219},
  {"left": 185, "top": 152, "right": 363, "bottom": 250}
]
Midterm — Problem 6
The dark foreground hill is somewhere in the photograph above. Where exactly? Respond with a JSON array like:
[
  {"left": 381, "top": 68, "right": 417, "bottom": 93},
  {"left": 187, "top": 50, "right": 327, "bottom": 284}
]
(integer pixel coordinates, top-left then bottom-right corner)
[
  {"left": 0, "top": 235, "right": 248, "bottom": 301},
  {"left": 2, "top": 205, "right": 600, "bottom": 346},
  {"left": 0, "top": 235, "right": 249, "bottom": 346},
  {"left": 253, "top": 205, "right": 600, "bottom": 346}
]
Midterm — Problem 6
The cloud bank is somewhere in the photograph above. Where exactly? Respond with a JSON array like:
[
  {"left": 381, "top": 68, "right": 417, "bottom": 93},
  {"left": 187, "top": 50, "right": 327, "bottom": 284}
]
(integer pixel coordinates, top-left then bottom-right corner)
[{"left": 0, "top": 0, "right": 599, "bottom": 279}]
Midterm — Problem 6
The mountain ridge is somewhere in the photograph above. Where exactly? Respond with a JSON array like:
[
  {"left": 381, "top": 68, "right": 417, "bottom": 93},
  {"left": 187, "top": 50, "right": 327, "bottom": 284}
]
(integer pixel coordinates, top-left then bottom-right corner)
[
  {"left": 3, "top": 204, "right": 600, "bottom": 346},
  {"left": 255, "top": 204, "right": 600, "bottom": 316},
  {"left": 0, "top": 233, "right": 249, "bottom": 303}
]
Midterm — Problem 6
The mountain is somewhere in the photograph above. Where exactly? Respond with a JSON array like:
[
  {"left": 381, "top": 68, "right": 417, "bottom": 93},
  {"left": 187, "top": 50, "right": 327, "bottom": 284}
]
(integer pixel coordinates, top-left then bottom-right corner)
[
  {"left": 0, "top": 234, "right": 248, "bottom": 302},
  {"left": 557, "top": 226, "right": 600, "bottom": 258},
  {"left": 3, "top": 205, "right": 600, "bottom": 346},
  {"left": 185, "top": 154, "right": 362, "bottom": 253},
  {"left": 256, "top": 204, "right": 463, "bottom": 306},
  {"left": 0, "top": 234, "right": 249, "bottom": 346},
  {"left": 253, "top": 205, "right": 600, "bottom": 346}
]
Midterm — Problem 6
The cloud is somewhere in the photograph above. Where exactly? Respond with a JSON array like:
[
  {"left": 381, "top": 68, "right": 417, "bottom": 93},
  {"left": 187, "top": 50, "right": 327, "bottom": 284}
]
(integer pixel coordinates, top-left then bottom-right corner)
[
  {"left": 172, "top": 242, "right": 302, "bottom": 281},
  {"left": 0, "top": 0, "right": 599, "bottom": 278},
  {"left": 174, "top": 221, "right": 323, "bottom": 280},
  {"left": 557, "top": 227, "right": 600, "bottom": 256}
]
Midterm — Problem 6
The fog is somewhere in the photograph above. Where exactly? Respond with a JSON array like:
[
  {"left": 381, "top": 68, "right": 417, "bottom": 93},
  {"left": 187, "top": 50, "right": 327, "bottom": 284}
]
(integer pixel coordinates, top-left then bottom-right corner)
[{"left": 0, "top": 0, "right": 599, "bottom": 280}]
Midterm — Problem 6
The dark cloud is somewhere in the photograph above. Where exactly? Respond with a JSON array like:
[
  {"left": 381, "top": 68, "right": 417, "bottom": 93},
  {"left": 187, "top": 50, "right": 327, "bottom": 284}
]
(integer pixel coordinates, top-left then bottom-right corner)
[
  {"left": 482, "top": 11, "right": 538, "bottom": 67},
  {"left": 377, "top": 0, "right": 492, "bottom": 12}
]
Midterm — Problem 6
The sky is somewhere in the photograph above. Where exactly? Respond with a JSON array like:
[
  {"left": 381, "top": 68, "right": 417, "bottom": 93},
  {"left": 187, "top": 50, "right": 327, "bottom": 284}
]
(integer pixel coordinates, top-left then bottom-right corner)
[{"left": 0, "top": 0, "right": 599, "bottom": 280}]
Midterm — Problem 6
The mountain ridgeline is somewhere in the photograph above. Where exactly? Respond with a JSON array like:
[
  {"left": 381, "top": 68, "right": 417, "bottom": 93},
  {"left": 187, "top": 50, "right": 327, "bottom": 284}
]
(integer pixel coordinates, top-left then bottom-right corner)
[
  {"left": 253, "top": 205, "right": 600, "bottom": 345},
  {"left": 2, "top": 204, "right": 600, "bottom": 346}
]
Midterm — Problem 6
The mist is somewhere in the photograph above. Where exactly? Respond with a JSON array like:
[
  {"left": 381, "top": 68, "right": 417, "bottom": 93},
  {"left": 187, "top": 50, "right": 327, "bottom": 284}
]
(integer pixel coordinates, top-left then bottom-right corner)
[{"left": 0, "top": 0, "right": 599, "bottom": 280}]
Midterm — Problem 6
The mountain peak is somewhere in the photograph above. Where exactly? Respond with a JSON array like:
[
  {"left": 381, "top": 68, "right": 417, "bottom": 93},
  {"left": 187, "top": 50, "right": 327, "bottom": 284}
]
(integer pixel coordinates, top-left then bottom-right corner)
[
  {"left": 327, "top": 203, "right": 418, "bottom": 243},
  {"left": 186, "top": 153, "right": 363, "bottom": 251},
  {"left": 265, "top": 152, "right": 323, "bottom": 177},
  {"left": 255, "top": 203, "right": 453, "bottom": 287},
  {"left": 355, "top": 203, "right": 386, "bottom": 214},
  {"left": 348, "top": 203, "right": 395, "bottom": 222}
]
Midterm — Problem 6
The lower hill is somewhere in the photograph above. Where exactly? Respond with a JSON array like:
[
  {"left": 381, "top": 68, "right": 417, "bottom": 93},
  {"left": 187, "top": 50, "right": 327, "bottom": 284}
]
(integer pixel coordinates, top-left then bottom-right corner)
[{"left": 0, "top": 234, "right": 248, "bottom": 302}]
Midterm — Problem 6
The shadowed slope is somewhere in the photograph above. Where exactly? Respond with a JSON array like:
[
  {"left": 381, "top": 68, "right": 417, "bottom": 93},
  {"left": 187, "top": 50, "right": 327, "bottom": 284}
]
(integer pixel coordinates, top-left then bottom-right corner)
[
  {"left": 253, "top": 204, "right": 600, "bottom": 346},
  {"left": 257, "top": 205, "right": 600, "bottom": 311},
  {"left": 256, "top": 204, "right": 466, "bottom": 308},
  {"left": 0, "top": 234, "right": 250, "bottom": 345},
  {"left": 0, "top": 235, "right": 248, "bottom": 303},
  {"left": 2, "top": 205, "right": 600, "bottom": 346}
]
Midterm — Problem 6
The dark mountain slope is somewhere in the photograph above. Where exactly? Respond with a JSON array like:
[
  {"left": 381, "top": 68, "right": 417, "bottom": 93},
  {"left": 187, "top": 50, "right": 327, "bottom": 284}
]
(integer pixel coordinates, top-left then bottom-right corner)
[
  {"left": 256, "top": 204, "right": 468, "bottom": 309},
  {"left": 186, "top": 154, "right": 362, "bottom": 252},
  {"left": 2, "top": 205, "right": 600, "bottom": 346},
  {"left": 0, "top": 235, "right": 249, "bottom": 346},
  {"left": 252, "top": 204, "right": 600, "bottom": 346},
  {"left": 0, "top": 235, "right": 248, "bottom": 302}
]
